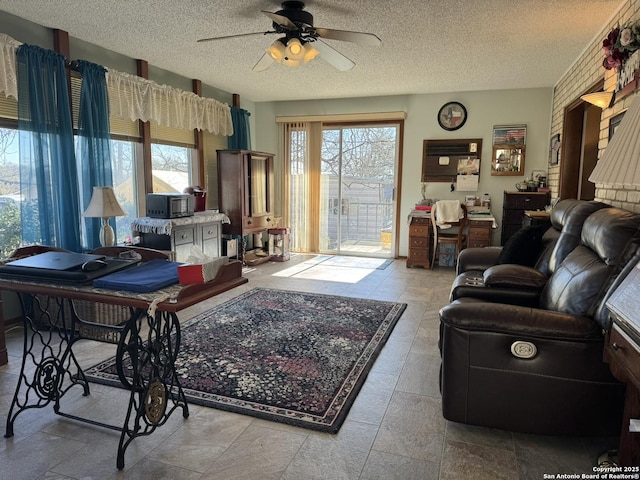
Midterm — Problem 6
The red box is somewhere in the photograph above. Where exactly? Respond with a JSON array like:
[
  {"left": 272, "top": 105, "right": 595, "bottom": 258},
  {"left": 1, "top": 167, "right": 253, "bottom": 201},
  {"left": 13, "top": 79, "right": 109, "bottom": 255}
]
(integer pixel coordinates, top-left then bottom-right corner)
[{"left": 178, "top": 257, "right": 226, "bottom": 284}]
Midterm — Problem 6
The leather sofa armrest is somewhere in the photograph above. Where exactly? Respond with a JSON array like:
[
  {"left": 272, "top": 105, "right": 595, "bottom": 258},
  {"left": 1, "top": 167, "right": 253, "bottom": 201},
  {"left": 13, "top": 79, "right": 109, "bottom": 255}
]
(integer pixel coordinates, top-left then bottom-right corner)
[
  {"left": 456, "top": 247, "right": 503, "bottom": 274},
  {"left": 483, "top": 264, "right": 548, "bottom": 289},
  {"left": 439, "top": 301, "right": 602, "bottom": 339}
]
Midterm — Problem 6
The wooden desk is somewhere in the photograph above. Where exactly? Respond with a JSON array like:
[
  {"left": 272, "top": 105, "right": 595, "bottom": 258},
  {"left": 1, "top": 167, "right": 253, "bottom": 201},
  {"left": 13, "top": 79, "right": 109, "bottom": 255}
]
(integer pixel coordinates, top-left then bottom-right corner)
[
  {"left": 604, "top": 323, "right": 640, "bottom": 466},
  {"left": 604, "top": 259, "right": 640, "bottom": 467},
  {"left": 0, "top": 260, "right": 247, "bottom": 470},
  {"left": 467, "top": 214, "right": 496, "bottom": 248},
  {"left": 406, "top": 212, "right": 496, "bottom": 267},
  {"left": 407, "top": 216, "right": 431, "bottom": 268}
]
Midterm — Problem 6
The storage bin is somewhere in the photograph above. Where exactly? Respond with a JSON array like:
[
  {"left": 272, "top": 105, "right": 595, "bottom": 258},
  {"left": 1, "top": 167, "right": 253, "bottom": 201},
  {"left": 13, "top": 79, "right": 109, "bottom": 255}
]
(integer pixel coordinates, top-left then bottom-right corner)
[{"left": 438, "top": 244, "right": 456, "bottom": 268}]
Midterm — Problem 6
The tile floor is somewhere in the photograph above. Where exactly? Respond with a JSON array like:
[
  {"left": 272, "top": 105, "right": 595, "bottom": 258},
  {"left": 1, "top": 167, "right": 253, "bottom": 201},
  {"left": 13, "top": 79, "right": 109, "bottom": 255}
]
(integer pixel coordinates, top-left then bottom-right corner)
[{"left": 0, "top": 255, "right": 618, "bottom": 480}]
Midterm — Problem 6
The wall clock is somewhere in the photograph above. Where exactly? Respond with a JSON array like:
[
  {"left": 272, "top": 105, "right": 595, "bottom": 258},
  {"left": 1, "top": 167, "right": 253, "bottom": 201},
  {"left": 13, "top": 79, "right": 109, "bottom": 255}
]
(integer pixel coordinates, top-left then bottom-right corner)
[{"left": 438, "top": 102, "right": 467, "bottom": 131}]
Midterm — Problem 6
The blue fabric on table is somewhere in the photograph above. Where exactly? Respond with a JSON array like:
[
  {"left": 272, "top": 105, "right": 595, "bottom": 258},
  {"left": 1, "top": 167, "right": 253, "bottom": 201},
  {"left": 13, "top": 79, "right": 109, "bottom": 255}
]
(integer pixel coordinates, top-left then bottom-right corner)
[{"left": 93, "top": 259, "right": 181, "bottom": 292}]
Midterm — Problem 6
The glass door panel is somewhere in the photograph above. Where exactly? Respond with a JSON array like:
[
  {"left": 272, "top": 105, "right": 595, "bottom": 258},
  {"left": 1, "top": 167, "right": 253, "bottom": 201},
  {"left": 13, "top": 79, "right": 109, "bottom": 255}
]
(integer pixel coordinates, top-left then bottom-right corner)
[{"left": 319, "top": 125, "right": 398, "bottom": 257}]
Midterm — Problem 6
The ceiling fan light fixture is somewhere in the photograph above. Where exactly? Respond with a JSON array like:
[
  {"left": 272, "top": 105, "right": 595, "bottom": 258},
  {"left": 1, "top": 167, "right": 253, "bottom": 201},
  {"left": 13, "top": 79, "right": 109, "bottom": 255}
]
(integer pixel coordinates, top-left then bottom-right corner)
[
  {"left": 282, "top": 57, "right": 301, "bottom": 68},
  {"left": 285, "top": 38, "right": 305, "bottom": 61},
  {"left": 266, "top": 38, "right": 286, "bottom": 63},
  {"left": 302, "top": 43, "right": 319, "bottom": 63}
]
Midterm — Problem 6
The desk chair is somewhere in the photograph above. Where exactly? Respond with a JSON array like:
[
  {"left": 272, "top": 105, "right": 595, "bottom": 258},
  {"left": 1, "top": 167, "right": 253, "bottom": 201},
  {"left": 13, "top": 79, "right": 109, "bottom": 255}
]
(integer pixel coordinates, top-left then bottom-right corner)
[{"left": 431, "top": 201, "right": 467, "bottom": 269}]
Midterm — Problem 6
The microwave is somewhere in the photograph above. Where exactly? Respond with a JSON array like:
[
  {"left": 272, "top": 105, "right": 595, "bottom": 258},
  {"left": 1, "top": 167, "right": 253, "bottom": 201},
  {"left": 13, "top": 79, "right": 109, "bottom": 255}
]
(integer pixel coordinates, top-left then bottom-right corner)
[{"left": 146, "top": 193, "right": 194, "bottom": 219}]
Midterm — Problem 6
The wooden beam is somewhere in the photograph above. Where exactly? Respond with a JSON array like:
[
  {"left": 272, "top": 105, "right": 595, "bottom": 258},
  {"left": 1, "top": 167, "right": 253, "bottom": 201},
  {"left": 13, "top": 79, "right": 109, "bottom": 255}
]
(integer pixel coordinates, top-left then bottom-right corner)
[
  {"left": 137, "top": 59, "right": 153, "bottom": 195},
  {"left": 53, "top": 28, "right": 70, "bottom": 57},
  {"left": 193, "top": 79, "right": 205, "bottom": 188},
  {"left": 52, "top": 29, "right": 72, "bottom": 114}
]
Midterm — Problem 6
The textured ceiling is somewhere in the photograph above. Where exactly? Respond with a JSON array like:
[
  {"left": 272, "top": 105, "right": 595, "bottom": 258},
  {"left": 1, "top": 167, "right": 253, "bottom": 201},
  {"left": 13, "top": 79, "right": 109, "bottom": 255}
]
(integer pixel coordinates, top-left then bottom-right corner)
[{"left": 0, "top": 0, "right": 623, "bottom": 102}]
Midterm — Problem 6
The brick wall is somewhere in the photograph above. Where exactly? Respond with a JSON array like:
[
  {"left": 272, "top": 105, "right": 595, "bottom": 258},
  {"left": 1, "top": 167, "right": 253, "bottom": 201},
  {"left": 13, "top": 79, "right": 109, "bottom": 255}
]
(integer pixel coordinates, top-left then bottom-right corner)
[{"left": 551, "top": 0, "right": 640, "bottom": 213}]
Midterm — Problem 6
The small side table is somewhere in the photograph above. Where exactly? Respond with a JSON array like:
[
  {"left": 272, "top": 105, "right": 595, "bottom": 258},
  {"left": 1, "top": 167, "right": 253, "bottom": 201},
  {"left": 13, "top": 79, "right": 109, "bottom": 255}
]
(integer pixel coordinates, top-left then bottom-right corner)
[{"left": 523, "top": 210, "right": 551, "bottom": 230}]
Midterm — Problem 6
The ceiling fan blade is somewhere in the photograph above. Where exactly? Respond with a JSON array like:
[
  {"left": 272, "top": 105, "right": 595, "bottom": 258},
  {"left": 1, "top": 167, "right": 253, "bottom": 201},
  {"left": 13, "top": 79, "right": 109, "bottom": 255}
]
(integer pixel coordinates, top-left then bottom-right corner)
[
  {"left": 313, "top": 40, "right": 355, "bottom": 71},
  {"left": 197, "top": 31, "right": 272, "bottom": 43},
  {"left": 315, "top": 28, "right": 382, "bottom": 46},
  {"left": 252, "top": 53, "right": 274, "bottom": 72},
  {"left": 261, "top": 11, "right": 297, "bottom": 30}
]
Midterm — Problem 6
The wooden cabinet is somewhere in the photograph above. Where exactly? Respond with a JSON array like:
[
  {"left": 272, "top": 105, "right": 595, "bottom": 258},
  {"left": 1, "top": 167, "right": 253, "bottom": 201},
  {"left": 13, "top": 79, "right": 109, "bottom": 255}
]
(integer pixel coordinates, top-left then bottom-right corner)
[
  {"left": 604, "top": 262, "right": 640, "bottom": 467},
  {"left": 406, "top": 217, "right": 431, "bottom": 268},
  {"left": 501, "top": 191, "right": 550, "bottom": 245},
  {"left": 172, "top": 224, "right": 197, "bottom": 262},
  {"left": 467, "top": 220, "right": 492, "bottom": 248},
  {"left": 135, "top": 215, "right": 223, "bottom": 263},
  {"left": 217, "top": 150, "right": 275, "bottom": 263},
  {"left": 199, "top": 222, "right": 221, "bottom": 258},
  {"left": 170, "top": 222, "right": 220, "bottom": 261},
  {"left": 604, "top": 323, "right": 640, "bottom": 466}
]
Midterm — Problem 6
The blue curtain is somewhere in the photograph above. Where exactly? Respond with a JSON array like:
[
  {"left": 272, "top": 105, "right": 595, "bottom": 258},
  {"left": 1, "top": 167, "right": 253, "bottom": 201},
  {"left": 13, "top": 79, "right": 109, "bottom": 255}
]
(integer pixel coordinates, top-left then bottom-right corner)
[
  {"left": 77, "top": 60, "right": 113, "bottom": 250},
  {"left": 17, "top": 45, "right": 82, "bottom": 252},
  {"left": 229, "top": 106, "right": 251, "bottom": 150}
]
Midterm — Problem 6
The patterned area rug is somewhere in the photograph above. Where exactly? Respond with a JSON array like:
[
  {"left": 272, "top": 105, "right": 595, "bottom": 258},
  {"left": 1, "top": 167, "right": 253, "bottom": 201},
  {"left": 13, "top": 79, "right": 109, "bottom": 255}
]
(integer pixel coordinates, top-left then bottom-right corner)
[{"left": 85, "top": 288, "right": 406, "bottom": 432}]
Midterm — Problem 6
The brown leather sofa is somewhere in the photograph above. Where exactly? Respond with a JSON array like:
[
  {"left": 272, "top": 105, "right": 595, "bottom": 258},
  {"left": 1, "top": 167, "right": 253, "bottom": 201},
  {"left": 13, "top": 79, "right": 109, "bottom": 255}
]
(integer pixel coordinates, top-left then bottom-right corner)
[
  {"left": 451, "top": 199, "right": 610, "bottom": 307},
  {"left": 439, "top": 206, "right": 640, "bottom": 435},
  {"left": 456, "top": 199, "right": 607, "bottom": 275}
]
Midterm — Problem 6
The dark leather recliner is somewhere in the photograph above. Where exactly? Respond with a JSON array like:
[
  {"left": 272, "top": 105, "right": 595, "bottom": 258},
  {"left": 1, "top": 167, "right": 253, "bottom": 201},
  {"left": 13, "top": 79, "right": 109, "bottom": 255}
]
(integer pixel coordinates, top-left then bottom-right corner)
[
  {"left": 439, "top": 207, "right": 640, "bottom": 436},
  {"left": 451, "top": 200, "right": 610, "bottom": 306}
]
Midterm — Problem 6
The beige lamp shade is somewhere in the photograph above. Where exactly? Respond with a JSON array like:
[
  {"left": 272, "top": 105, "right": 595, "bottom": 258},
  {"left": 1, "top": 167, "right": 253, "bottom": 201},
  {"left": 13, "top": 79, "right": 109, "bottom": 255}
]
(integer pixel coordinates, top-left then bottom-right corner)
[
  {"left": 266, "top": 39, "right": 286, "bottom": 62},
  {"left": 83, "top": 186, "right": 126, "bottom": 218},
  {"left": 580, "top": 91, "right": 614, "bottom": 109},
  {"left": 285, "top": 38, "right": 305, "bottom": 61},
  {"left": 265, "top": 37, "right": 319, "bottom": 67},
  {"left": 302, "top": 43, "right": 320, "bottom": 63},
  {"left": 589, "top": 95, "right": 640, "bottom": 187},
  {"left": 83, "top": 186, "right": 126, "bottom": 247}
]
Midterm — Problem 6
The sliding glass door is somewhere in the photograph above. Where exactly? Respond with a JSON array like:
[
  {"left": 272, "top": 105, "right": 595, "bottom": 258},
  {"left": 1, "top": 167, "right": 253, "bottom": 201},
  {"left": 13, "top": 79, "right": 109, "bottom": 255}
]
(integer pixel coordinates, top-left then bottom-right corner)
[
  {"left": 320, "top": 124, "right": 399, "bottom": 257},
  {"left": 285, "top": 121, "right": 401, "bottom": 258}
]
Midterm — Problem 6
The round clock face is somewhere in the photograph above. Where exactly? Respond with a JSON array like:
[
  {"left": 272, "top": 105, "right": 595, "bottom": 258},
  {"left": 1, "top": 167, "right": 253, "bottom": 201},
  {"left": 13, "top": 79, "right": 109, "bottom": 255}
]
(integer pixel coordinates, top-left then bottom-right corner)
[{"left": 438, "top": 102, "right": 467, "bottom": 131}]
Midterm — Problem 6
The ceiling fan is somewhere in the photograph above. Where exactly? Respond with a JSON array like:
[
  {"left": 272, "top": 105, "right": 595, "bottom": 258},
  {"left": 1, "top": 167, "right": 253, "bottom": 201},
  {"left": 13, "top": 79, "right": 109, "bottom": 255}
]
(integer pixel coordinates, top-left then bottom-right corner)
[{"left": 197, "top": 1, "right": 381, "bottom": 72}]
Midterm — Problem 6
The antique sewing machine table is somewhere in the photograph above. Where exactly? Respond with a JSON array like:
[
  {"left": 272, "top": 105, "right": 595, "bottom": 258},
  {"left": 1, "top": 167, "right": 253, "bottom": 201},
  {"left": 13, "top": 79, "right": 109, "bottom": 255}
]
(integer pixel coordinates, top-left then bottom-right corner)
[{"left": 0, "top": 259, "right": 246, "bottom": 470}]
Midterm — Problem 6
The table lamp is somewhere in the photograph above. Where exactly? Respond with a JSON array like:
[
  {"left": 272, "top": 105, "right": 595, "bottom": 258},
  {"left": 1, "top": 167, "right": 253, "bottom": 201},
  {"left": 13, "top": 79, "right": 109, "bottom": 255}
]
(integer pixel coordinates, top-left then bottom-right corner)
[
  {"left": 589, "top": 94, "right": 640, "bottom": 187},
  {"left": 83, "top": 186, "right": 126, "bottom": 247}
]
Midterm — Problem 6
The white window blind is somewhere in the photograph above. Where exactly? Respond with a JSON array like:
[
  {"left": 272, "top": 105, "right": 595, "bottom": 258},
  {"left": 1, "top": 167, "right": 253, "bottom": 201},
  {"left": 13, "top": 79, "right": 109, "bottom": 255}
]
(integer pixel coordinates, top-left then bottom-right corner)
[
  {"left": 203, "top": 130, "right": 228, "bottom": 209},
  {"left": 0, "top": 92, "right": 17, "bottom": 121}
]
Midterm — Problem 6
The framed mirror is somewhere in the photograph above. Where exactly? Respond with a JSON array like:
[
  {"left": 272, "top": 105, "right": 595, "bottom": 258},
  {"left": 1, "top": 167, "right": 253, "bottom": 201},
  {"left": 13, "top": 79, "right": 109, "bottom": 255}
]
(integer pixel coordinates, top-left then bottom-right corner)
[{"left": 491, "top": 145, "right": 526, "bottom": 176}]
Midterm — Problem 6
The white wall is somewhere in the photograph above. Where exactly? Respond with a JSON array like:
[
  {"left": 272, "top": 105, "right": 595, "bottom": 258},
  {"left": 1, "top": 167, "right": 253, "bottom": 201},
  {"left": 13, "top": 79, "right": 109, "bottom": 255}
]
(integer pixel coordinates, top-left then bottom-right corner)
[{"left": 255, "top": 88, "right": 553, "bottom": 256}]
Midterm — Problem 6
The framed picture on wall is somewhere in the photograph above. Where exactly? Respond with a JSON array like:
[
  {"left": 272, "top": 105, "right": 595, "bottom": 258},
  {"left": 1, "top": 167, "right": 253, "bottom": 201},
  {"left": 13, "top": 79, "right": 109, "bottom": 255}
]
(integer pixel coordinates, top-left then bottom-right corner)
[
  {"left": 492, "top": 125, "right": 527, "bottom": 145},
  {"left": 549, "top": 134, "right": 561, "bottom": 165},
  {"left": 491, "top": 145, "right": 526, "bottom": 176}
]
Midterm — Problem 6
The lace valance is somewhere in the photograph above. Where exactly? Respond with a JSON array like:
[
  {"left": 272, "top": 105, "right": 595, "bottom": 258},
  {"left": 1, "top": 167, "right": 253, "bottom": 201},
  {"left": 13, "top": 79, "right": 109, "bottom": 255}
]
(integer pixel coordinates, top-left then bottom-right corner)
[
  {"left": 106, "top": 70, "right": 234, "bottom": 136},
  {"left": 0, "top": 33, "right": 22, "bottom": 100}
]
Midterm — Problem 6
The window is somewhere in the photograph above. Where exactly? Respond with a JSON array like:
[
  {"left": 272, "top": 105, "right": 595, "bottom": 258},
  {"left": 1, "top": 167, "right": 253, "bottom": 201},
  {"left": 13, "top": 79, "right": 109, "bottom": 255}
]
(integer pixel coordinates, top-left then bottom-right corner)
[
  {"left": 150, "top": 120, "right": 196, "bottom": 194},
  {"left": 0, "top": 125, "right": 21, "bottom": 258},
  {"left": 111, "top": 139, "right": 138, "bottom": 244},
  {"left": 151, "top": 143, "right": 193, "bottom": 194},
  {"left": 0, "top": 69, "right": 214, "bottom": 250}
]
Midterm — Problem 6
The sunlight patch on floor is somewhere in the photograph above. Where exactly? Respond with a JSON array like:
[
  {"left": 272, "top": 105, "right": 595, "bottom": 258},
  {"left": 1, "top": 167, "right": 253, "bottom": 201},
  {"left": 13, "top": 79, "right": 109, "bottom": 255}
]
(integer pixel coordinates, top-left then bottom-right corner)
[{"left": 271, "top": 255, "right": 380, "bottom": 283}]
